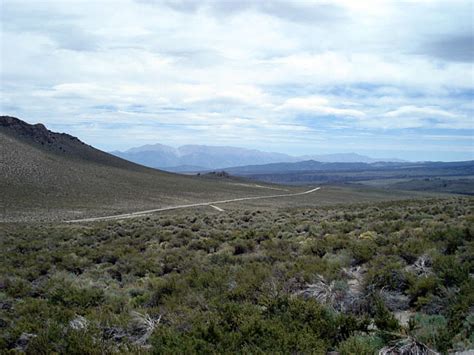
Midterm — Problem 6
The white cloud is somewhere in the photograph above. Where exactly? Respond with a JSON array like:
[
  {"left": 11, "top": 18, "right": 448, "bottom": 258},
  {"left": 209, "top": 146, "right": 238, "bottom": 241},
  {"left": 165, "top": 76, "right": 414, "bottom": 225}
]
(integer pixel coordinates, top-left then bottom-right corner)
[
  {"left": 384, "top": 106, "right": 458, "bottom": 119},
  {"left": 277, "top": 96, "right": 366, "bottom": 118},
  {"left": 0, "top": 0, "right": 473, "bottom": 160}
]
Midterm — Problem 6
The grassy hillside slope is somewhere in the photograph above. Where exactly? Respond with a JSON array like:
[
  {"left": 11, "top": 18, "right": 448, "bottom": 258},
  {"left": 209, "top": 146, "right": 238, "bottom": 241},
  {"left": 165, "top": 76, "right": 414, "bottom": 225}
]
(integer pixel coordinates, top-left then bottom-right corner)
[{"left": 0, "top": 117, "right": 303, "bottom": 221}]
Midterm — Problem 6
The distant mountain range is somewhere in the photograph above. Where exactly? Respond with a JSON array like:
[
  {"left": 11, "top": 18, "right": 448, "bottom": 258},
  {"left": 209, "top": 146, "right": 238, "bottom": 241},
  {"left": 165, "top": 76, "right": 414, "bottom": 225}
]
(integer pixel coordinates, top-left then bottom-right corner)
[{"left": 111, "top": 143, "right": 405, "bottom": 171}]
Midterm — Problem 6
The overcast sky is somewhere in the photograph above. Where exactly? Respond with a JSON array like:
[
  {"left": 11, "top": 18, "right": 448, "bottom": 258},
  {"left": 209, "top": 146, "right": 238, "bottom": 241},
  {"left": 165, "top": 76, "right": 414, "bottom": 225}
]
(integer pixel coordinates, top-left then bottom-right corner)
[{"left": 1, "top": 0, "right": 473, "bottom": 160}]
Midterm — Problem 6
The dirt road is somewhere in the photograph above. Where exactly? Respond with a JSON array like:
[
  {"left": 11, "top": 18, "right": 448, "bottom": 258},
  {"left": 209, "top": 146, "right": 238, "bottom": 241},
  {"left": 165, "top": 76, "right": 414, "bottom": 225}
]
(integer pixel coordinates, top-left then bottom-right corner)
[{"left": 66, "top": 187, "right": 321, "bottom": 223}]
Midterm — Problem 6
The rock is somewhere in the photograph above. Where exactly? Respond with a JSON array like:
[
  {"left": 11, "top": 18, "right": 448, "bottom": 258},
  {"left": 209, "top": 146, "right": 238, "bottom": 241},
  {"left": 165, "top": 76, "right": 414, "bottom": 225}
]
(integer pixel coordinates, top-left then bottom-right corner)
[
  {"left": 0, "top": 301, "right": 12, "bottom": 310},
  {"left": 69, "top": 315, "right": 88, "bottom": 330},
  {"left": 15, "top": 332, "right": 37, "bottom": 351},
  {"left": 393, "top": 310, "right": 415, "bottom": 327}
]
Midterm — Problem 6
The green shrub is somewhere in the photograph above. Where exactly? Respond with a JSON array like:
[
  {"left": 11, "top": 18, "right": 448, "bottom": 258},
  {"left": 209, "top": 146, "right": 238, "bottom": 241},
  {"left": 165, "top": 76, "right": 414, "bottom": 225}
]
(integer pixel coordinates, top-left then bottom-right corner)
[
  {"left": 338, "top": 335, "right": 383, "bottom": 355},
  {"left": 409, "top": 314, "right": 450, "bottom": 353},
  {"left": 407, "top": 275, "right": 439, "bottom": 305},
  {"left": 48, "top": 281, "right": 105, "bottom": 308},
  {"left": 27, "top": 322, "right": 118, "bottom": 354},
  {"left": 350, "top": 240, "right": 376, "bottom": 265},
  {"left": 147, "top": 277, "right": 179, "bottom": 307},
  {"left": 232, "top": 239, "right": 255, "bottom": 255},
  {"left": 365, "top": 256, "right": 407, "bottom": 291},
  {"left": 433, "top": 255, "right": 469, "bottom": 287},
  {"left": 373, "top": 298, "right": 399, "bottom": 332},
  {"left": 3, "top": 277, "right": 32, "bottom": 298}
]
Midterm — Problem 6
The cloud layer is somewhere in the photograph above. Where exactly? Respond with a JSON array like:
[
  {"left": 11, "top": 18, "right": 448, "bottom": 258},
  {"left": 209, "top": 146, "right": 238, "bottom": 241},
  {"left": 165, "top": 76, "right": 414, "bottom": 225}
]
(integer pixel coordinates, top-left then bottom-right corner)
[{"left": 1, "top": 0, "right": 473, "bottom": 160}]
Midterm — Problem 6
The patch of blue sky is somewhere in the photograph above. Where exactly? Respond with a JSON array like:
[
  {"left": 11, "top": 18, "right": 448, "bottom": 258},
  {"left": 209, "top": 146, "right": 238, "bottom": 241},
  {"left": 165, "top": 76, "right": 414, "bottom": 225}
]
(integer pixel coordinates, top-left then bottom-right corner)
[
  {"left": 159, "top": 107, "right": 187, "bottom": 112},
  {"left": 91, "top": 104, "right": 118, "bottom": 112},
  {"left": 447, "top": 88, "right": 474, "bottom": 100},
  {"left": 292, "top": 114, "right": 354, "bottom": 128}
]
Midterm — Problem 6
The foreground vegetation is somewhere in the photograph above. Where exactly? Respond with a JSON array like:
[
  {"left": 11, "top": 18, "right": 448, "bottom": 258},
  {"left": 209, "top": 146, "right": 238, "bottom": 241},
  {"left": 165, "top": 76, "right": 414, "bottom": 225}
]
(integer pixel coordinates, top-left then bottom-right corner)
[{"left": 0, "top": 197, "right": 473, "bottom": 353}]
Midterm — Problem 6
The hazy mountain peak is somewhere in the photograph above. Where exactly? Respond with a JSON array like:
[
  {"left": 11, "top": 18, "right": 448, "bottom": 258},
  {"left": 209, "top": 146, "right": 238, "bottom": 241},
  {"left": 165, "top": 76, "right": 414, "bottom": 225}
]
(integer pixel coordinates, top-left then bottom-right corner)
[
  {"left": 126, "top": 143, "right": 177, "bottom": 154},
  {"left": 112, "top": 143, "right": 297, "bottom": 169},
  {"left": 111, "top": 142, "right": 406, "bottom": 171}
]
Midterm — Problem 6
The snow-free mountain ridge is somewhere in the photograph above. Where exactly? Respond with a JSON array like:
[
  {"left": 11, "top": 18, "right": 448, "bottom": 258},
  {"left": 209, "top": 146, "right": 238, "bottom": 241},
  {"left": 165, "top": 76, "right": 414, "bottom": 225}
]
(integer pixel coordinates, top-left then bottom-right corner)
[{"left": 111, "top": 143, "right": 404, "bottom": 171}]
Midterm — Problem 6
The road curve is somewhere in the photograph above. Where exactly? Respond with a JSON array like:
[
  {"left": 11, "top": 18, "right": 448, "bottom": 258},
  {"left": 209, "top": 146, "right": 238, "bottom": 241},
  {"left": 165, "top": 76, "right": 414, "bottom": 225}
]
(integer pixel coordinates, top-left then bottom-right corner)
[{"left": 66, "top": 187, "right": 321, "bottom": 223}]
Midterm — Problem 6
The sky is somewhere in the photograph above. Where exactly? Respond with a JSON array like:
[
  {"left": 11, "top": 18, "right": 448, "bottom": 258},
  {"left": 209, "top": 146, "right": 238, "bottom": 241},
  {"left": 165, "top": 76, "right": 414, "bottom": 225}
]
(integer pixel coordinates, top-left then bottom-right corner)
[{"left": 1, "top": 0, "right": 473, "bottom": 161}]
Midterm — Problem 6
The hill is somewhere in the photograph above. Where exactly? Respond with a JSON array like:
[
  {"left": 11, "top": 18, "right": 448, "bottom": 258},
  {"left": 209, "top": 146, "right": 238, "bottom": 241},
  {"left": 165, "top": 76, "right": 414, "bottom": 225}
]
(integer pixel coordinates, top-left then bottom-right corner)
[{"left": 0, "top": 116, "right": 302, "bottom": 221}]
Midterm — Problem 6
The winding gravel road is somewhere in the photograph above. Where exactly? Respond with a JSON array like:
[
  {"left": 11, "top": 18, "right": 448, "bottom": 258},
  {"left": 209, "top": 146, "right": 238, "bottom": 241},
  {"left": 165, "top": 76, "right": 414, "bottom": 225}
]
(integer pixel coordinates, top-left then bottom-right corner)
[{"left": 66, "top": 187, "right": 321, "bottom": 223}]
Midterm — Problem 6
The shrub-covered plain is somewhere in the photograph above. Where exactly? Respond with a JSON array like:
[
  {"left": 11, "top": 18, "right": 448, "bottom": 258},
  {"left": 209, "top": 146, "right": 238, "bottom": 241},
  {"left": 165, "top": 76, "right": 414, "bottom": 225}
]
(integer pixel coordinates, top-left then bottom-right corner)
[{"left": 0, "top": 197, "right": 472, "bottom": 353}]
